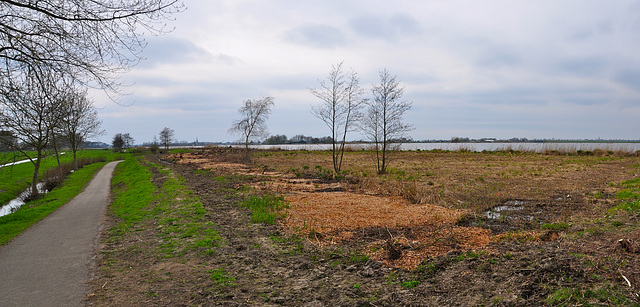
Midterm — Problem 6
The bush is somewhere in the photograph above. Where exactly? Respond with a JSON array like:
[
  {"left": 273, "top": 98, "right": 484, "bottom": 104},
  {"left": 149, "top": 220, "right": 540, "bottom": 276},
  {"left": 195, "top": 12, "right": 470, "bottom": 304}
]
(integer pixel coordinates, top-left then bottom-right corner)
[{"left": 41, "top": 156, "right": 106, "bottom": 194}]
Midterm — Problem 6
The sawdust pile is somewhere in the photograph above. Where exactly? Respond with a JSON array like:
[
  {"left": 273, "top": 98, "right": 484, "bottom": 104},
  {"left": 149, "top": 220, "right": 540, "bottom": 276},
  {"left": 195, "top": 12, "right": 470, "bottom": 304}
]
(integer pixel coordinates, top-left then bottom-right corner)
[
  {"left": 284, "top": 192, "right": 463, "bottom": 233},
  {"left": 284, "top": 191, "right": 492, "bottom": 268}
]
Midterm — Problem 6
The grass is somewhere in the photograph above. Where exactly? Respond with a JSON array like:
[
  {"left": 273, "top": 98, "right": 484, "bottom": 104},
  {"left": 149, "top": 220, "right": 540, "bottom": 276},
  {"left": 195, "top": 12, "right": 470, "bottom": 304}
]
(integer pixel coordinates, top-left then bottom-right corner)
[
  {"left": 241, "top": 194, "right": 289, "bottom": 225},
  {"left": 541, "top": 222, "right": 570, "bottom": 231},
  {"left": 545, "top": 283, "right": 637, "bottom": 306},
  {"left": 108, "top": 157, "right": 156, "bottom": 237},
  {"left": 0, "top": 149, "right": 121, "bottom": 205},
  {"left": 608, "top": 177, "right": 640, "bottom": 216},
  {"left": 108, "top": 157, "right": 222, "bottom": 258},
  {"left": 0, "top": 161, "right": 108, "bottom": 245},
  {"left": 401, "top": 280, "right": 420, "bottom": 289},
  {"left": 207, "top": 267, "right": 237, "bottom": 288}
]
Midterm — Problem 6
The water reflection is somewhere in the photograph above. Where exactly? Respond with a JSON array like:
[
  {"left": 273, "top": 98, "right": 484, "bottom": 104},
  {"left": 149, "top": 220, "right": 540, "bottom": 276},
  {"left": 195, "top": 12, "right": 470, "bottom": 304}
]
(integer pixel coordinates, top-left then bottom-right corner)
[{"left": 0, "top": 183, "right": 48, "bottom": 217}]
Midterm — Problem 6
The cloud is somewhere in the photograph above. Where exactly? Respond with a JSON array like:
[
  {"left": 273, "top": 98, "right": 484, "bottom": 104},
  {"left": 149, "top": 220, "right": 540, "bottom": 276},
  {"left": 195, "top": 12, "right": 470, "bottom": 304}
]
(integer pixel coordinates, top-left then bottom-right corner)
[
  {"left": 284, "top": 24, "right": 346, "bottom": 48},
  {"left": 614, "top": 70, "right": 640, "bottom": 92},
  {"left": 348, "top": 13, "right": 421, "bottom": 42},
  {"left": 557, "top": 57, "right": 606, "bottom": 75},
  {"left": 139, "top": 37, "right": 212, "bottom": 68},
  {"left": 474, "top": 45, "right": 522, "bottom": 69}
]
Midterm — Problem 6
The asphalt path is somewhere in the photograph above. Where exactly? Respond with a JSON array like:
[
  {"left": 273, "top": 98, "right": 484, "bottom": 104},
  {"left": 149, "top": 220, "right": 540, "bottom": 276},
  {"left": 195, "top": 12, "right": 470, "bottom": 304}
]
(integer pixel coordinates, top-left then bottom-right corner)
[{"left": 0, "top": 161, "right": 121, "bottom": 306}]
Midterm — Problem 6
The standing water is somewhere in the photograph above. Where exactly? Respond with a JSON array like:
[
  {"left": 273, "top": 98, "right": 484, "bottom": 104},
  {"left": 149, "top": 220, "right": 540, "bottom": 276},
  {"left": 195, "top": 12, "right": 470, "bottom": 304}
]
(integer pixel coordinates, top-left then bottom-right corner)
[{"left": 0, "top": 183, "right": 47, "bottom": 217}]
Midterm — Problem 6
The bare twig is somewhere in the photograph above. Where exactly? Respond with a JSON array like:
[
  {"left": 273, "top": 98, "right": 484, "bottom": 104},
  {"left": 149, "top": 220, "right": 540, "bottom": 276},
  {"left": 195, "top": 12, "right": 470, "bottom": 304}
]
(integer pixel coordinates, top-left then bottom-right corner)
[{"left": 621, "top": 272, "right": 632, "bottom": 288}]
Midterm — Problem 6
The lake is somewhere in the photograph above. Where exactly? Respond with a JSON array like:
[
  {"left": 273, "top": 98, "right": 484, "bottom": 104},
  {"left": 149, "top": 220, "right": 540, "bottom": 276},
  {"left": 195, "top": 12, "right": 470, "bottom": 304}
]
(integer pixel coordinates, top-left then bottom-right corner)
[{"left": 246, "top": 142, "right": 640, "bottom": 153}]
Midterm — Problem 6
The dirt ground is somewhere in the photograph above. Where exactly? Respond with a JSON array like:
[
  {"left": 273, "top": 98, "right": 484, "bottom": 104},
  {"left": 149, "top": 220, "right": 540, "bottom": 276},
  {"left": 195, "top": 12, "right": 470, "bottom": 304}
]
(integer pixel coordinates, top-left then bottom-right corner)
[{"left": 88, "top": 148, "right": 640, "bottom": 306}]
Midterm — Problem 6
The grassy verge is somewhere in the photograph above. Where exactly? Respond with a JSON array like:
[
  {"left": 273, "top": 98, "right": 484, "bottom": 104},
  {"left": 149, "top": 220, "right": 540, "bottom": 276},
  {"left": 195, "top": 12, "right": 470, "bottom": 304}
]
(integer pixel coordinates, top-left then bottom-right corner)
[
  {"left": 107, "top": 157, "right": 222, "bottom": 258},
  {"left": 0, "top": 161, "right": 108, "bottom": 245}
]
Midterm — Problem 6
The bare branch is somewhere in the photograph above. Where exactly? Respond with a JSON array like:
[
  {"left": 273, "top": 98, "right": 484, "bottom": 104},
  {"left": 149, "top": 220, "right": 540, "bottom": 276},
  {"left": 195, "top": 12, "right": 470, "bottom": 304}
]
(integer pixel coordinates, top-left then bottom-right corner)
[
  {"left": 309, "top": 62, "right": 365, "bottom": 173},
  {"left": 0, "top": 0, "right": 185, "bottom": 100},
  {"left": 361, "top": 68, "right": 413, "bottom": 174},
  {"left": 229, "top": 96, "right": 275, "bottom": 153}
]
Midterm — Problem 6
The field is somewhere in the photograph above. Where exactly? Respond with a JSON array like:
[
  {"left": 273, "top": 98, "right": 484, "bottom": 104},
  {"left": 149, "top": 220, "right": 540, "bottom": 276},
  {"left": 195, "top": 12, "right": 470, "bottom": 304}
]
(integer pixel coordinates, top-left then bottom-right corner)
[{"left": 88, "top": 148, "right": 640, "bottom": 306}]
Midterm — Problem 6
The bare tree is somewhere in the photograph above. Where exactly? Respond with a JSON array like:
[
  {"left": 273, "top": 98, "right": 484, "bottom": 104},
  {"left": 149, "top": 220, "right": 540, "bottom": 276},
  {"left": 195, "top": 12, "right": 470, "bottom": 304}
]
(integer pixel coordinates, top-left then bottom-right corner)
[
  {"left": 122, "top": 133, "right": 134, "bottom": 150},
  {"left": 0, "top": 69, "right": 62, "bottom": 196},
  {"left": 361, "top": 69, "right": 413, "bottom": 174},
  {"left": 59, "top": 87, "right": 104, "bottom": 170},
  {"left": 228, "top": 97, "right": 275, "bottom": 153},
  {"left": 310, "top": 62, "right": 365, "bottom": 173},
  {"left": 0, "top": 0, "right": 185, "bottom": 99},
  {"left": 159, "top": 127, "right": 175, "bottom": 150},
  {"left": 112, "top": 133, "right": 125, "bottom": 152}
]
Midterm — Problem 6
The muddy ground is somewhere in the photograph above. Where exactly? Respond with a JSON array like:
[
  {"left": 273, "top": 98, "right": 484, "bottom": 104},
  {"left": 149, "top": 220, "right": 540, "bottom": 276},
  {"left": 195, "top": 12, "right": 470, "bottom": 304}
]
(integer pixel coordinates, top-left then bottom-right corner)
[{"left": 88, "top": 148, "right": 640, "bottom": 306}]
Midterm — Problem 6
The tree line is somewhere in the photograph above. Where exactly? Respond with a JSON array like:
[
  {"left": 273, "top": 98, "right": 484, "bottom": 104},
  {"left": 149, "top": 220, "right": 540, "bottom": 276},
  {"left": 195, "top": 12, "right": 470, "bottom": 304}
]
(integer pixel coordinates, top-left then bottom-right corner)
[{"left": 264, "top": 134, "right": 334, "bottom": 145}]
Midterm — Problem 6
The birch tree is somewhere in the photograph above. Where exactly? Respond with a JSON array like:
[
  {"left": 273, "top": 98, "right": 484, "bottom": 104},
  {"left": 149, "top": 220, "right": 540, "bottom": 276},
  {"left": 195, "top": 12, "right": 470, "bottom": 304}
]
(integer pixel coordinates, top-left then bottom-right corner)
[
  {"left": 159, "top": 127, "right": 175, "bottom": 150},
  {"left": 361, "top": 69, "right": 413, "bottom": 174},
  {"left": 310, "top": 62, "right": 365, "bottom": 173}
]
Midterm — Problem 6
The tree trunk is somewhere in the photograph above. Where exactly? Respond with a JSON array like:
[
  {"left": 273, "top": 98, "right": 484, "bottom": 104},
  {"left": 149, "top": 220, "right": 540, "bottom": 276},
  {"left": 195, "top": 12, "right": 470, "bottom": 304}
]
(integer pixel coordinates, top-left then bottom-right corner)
[
  {"left": 52, "top": 135, "right": 61, "bottom": 167},
  {"left": 31, "top": 151, "right": 42, "bottom": 197},
  {"left": 73, "top": 149, "right": 78, "bottom": 170}
]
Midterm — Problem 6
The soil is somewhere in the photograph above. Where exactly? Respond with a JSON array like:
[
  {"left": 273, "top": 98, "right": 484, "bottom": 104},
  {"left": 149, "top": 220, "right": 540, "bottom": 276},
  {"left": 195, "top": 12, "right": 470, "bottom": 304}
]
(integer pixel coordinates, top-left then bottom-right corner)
[{"left": 87, "top": 148, "right": 640, "bottom": 306}]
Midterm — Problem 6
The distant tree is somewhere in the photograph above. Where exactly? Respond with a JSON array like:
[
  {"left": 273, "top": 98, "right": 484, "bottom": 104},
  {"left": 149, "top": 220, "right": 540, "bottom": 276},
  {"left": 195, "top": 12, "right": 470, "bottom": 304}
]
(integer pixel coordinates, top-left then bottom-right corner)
[
  {"left": 112, "top": 134, "right": 125, "bottom": 152},
  {"left": 361, "top": 69, "right": 413, "bottom": 174},
  {"left": 290, "top": 134, "right": 306, "bottom": 143},
  {"left": 122, "top": 133, "right": 134, "bottom": 150},
  {"left": 310, "top": 62, "right": 365, "bottom": 173},
  {"left": 59, "top": 87, "right": 104, "bottom": 170},
  {"left": 264, "top": 134, "right": 288, "bottom": 145},
  {"left": 159, "top": 127, "right": 175, "bottom": 150},
  {"left": 0, "top": 130, "right": 16, "bottom": 151},
  {"left": 149, "top": 136, "right": 160, "bottom": 154},
  {"left": 229, "top": 96, "right": 275, "bottom": 153}
]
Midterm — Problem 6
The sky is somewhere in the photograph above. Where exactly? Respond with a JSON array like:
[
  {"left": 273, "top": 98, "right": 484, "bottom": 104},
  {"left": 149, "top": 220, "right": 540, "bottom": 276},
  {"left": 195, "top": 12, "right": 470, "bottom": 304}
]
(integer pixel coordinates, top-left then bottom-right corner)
[{"left": 93, "top": 0, "right": 640, "bottom": 144}]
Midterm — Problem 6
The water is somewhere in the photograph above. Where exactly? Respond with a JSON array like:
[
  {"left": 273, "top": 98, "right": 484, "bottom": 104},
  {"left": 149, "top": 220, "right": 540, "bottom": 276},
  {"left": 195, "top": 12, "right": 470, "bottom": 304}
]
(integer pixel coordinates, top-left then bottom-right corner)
[
  {"left": 246, "top": 142, "right": 640, "bottom": 153},
  {"left": 0, "top": 158, "right": 31, "bottom": 168},
  {"left": 485, "top": 200, "right": 532, "bottom": 221},
  {"left": 0, "top": 183, "right": 47, "bottom": 217}
]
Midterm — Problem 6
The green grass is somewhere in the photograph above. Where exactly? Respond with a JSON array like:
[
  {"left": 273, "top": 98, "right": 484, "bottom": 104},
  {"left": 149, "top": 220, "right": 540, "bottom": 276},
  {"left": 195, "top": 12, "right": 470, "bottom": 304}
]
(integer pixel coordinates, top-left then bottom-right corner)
[
  {"left": 108, "top": 157, "right": 156, "bottom": 237},
  {"left": 609, "top": 177, "right": 640, "bottom": 215},
  {"left": 545, "top": 283, "right": 637, "bottom": 306},
  {"left": 401, "top": 280, "right": 420, "bottom": 289},
  {"left": 241, "top": 194, "right": 288, "bottom": 225},
  {"left": 108, "top": 157, "right": 222, "bottom": 258},
  {"left": 0, "top": 161, "right": 108, "bottom": 245},
  {"left": 0, "top": 149, "right": 121, "bottom": 205},
  {"left": 541, "top": 222, "right": 570, "bottom": 231},
  {"left": 207, "top": 267, "right": 237, "bottom": 288}
]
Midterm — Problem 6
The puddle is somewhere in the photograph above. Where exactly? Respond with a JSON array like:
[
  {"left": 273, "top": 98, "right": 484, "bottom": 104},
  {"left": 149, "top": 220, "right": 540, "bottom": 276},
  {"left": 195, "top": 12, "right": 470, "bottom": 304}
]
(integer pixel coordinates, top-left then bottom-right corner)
[
  {"left": 485, "top": 200, "right": 533, "bottom": 221},
  {"left": 0, "top": 183, "right": 48, "bottom": 217}
]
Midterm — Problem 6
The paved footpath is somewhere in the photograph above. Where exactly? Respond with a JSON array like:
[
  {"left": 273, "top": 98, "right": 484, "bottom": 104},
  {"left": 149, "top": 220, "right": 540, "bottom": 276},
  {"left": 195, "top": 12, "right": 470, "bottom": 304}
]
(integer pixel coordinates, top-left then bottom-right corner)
[{"left": 0, "top": 161, "right": 121, "bottom": 307}]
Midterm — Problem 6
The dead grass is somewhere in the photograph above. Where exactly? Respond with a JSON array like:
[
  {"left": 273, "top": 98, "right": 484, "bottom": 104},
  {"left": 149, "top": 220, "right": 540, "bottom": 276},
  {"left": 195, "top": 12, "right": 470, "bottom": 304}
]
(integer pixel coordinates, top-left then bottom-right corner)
[
  {"left": 284, "top": 192, "right": 465, "bottom": 234},
  {"left": 166, "top": 148, "right": 640, "bottom": 269}
]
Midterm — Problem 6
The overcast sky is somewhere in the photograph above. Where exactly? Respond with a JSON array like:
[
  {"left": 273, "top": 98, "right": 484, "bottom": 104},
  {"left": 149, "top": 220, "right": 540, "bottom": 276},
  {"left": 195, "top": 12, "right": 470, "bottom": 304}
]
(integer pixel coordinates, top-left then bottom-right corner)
[{"left": 93, "top": 0, "right": 640, "bottom": 144}]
